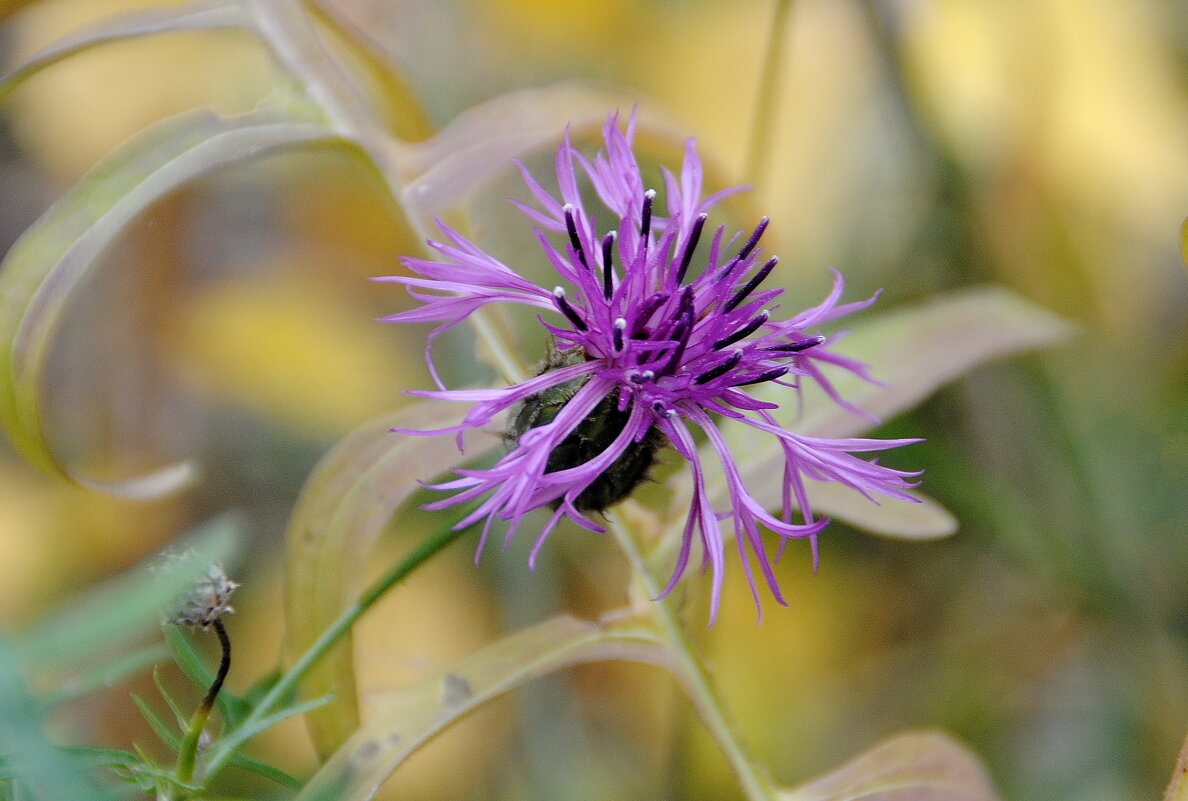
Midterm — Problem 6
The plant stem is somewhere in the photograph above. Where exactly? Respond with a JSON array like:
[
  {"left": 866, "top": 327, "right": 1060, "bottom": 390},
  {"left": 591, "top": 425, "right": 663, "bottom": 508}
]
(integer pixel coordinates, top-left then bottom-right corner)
[
  {"left": 175, "top": 620, "right": 231, "bottom": 791},
  {"left": 200, "top": 520, "right": 469, "bottom": 782},
  {"left": 607, "top": 511, "right": 776, "bottom": 801}
]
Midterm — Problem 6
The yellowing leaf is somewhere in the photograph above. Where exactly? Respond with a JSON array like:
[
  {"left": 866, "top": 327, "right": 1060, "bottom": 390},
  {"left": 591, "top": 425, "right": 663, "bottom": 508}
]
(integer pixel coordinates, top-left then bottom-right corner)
[
  {"left": 6, "top": 0, "right": 268, "bottom": 179},
  {"left": 282, "top": 402, "right": 499, "bottom": 755},
  {"left": 703, "top": 287, "right": 1069, "bottom": 540},
  {"left": 296, "top": 613, "right": 669, "bottom": 801},
  {"left": 0, "top": 107, "right": 347, "bottom": 496},
  {"left": 779, "top": 730, "right": 1001, "bottom": 801}
]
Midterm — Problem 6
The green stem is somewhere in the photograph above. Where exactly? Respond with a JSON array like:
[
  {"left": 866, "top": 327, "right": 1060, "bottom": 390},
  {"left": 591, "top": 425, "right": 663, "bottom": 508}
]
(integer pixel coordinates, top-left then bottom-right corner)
[
  {"left": 174, "top": 620, "right": 231, "bottom": 794},
  {"left": 607, "top": 510, "right": 776, "bottom": 801},
  {"left": 200, "top": 520, "right": 469, "bottom": 783}
]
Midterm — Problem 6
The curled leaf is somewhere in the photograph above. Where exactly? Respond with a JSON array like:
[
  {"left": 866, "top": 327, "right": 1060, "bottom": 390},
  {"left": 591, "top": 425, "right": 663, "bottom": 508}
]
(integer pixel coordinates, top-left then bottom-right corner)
[
  {"left": 0, "top": 0, "right": 248, "bottom": 104},
  {"left": 295, "top": 612, "right": 669, "bottom": 801},
  {"left": 783, "top": 286, "right": 1075, "bottom": 440},
  {"left": 708, "top": 287, "right": 1072, "bottom": 539},
  {"left": 397, "top": 83, "right": 705, "bottom": 228},
  {"left": 306, "top": 2, "right": 433, "bottom": 142},
  {"left": 778, "top": 730, "right": 1001, "bottom": 801},
  {"left": 282, "top": 402, "right": 498, "bottom": 756},
  {"left": 0, "top": 107, "right": 347, "bottom": 496}
]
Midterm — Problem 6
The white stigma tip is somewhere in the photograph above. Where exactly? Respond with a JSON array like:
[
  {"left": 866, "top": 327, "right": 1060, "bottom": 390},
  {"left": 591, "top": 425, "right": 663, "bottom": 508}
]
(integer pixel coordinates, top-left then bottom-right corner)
[
  {"left": 614, "top": 317, "right": 627, "bottom": 330},
  {"left": 562, "top": 203, "right": 575, "bottom": 213},
  {"left": 644, "top": 188, "right": 657, "bottom": 199},
  {"left": 553, "top": 286, "right": 565, "bottom": 298}
]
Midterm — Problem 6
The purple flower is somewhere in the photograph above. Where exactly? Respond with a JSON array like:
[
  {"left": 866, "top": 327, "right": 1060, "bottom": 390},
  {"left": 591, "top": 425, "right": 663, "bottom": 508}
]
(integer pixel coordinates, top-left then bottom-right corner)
[{"left": 380, "top": 112, "right": 920, "bottom": 621}]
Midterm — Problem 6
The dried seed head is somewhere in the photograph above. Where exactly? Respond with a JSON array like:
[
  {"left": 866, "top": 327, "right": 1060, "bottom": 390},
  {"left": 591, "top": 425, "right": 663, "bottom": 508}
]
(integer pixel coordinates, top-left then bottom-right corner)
[{"left": 156, "top": 551, "right": 239, "bottom": 629}]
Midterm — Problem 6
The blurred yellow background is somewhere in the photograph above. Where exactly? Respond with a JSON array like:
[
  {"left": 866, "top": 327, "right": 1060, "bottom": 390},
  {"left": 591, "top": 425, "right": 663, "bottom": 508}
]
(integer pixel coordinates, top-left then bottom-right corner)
[{"left": 0, "top": 0, "right": 1184, "bottom": 799}]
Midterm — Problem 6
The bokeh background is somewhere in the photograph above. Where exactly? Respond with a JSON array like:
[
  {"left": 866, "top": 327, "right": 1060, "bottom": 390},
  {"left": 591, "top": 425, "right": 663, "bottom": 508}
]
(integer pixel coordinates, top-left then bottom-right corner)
[{"left": 0, "top": 0, "right": 1185, "bottom": 799}]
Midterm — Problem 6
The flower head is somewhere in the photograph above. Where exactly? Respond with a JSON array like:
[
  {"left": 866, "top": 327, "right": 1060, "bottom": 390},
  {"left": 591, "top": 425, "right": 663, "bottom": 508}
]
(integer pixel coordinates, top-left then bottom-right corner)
[{"left": 381, "top": 112, "right": 920, "bottom": 621}]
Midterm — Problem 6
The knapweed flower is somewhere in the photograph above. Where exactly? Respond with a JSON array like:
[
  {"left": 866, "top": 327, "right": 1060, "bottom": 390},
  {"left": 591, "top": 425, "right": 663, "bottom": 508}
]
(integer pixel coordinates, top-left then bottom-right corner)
[{"left": 381, "top": 112, "right": 920, "bottom": 621}]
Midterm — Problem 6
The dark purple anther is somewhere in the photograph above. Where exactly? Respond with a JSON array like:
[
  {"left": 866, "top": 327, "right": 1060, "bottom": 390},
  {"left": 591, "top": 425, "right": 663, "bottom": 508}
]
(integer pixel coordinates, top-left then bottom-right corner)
[
  {"left": 601, "top": 231, "right": 616, "bottom": 299},
  {"left": 656, "top": 309, "right": 694, "bottom": 377},
  {"left": 640, "top": 189, "right": 656, "bottom": 242},
  {"left": 563, "top": 205, "right": 587, "bottom": 268},
  {"left": 766, "top": 335, "right": 827, "bottom": 353},
  {"left": 552, "top": 287, "right": 588, "bottom": 331},
  {"left": 651, "top": 400, "right": 674, "bottom": 418},
  {"left": 675, "top": 212, "right": 708, "bottom": 285},
  {"left": 737, "top": 217, "right": 769, "bottom": 261},
  {"left": 732, "top": 365, "right": 789, "bottom": 386},
  {"left": 723, "top": 257, "right": 778, "bottom": 313},
  {"left": 695, "top": 349, "right": 744, "bottom": 384},
  {"left": 630, "top": 292, "right": 669, "bottom": 337},
  {"left": 712, "top": 310, "right": 769, "bottom": 350},
  {"left": 612, "top": 317, "right": 627, "bottom": 351}
]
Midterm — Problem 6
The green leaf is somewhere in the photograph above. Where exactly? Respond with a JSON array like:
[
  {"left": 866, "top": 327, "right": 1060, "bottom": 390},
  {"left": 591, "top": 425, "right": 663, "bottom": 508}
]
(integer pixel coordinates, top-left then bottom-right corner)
[
  {"left": 116, "top": 745, "right": 199, "bottom": 796},
  {"left": 305, "top": 2, "right": 433, "bottom": 142},
  {"left": 778, "top": 730, "right": 1001, "bottom": 801},
  {"left": 13, "top": 515, "right": 239, "bottom": 671},
  {"left": 0, "top": 106, "right": 347, "bottom": 496},
  {"left": 710, "top": 287, "right": 1072, "bottom": 539},
  {"left": 295, "top": 612, "right": 670, "bottom": 801},
  {"left": 131, "top": 695, "right": 181, "bottom": 750},
  {"left": 397, "top": 83, "right": 704, "bottom": 228},
  {"left": 283, "top": 402, "right": 496, "bottom": 756},
  {"left": 212, "top": 694, "right": 332, "bottom": 764},
  {"left": 0, "top": 643, "right": 115, "bottom": 801},
  {"left": 151, "top": 667, "right": 189, "bottom": 729},
  {"left": 226, "top": 753, "right": 303, "bottom": 790},
  {"left": 784, "top": 287, "right": 1073, "bottom": 440},
  {"left": 60, "top": 746, "right": 141, "bottom": 769},
  {"left": 0, "top": 1, "right": 248, "bottom": 105}
]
